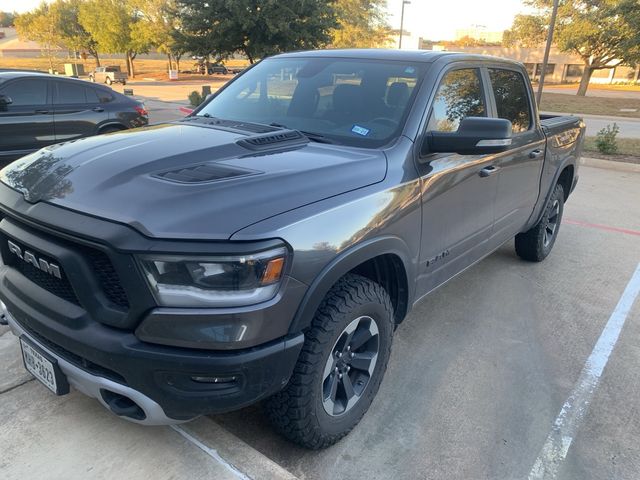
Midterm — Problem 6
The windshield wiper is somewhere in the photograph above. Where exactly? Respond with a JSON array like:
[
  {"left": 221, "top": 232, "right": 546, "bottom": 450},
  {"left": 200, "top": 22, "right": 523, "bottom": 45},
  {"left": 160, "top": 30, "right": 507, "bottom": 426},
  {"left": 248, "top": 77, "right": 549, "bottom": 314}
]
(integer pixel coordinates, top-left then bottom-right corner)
[{"left": 269, "top": 123, "right": 336, "bottom": 144}]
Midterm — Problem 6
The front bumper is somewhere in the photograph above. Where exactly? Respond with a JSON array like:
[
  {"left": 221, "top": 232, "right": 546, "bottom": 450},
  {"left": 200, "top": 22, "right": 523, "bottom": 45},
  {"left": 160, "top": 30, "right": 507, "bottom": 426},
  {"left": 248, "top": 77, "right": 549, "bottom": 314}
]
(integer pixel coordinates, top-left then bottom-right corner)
[{"left": 1, "top": 291, "right": 304, "bottom": 424}]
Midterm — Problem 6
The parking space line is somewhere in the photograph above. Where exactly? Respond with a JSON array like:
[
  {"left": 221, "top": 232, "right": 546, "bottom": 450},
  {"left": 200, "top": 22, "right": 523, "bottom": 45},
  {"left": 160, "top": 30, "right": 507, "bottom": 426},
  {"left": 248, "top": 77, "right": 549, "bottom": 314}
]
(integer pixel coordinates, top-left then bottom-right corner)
[
  {"left": 564, "top": 218, "right": 640, "bottom": 237},
  {"left": 528, "top": 262, "right": 640, "bottom": 479},
  {"left": 170, "top": 424, "right": 251, "bottom": 480}
]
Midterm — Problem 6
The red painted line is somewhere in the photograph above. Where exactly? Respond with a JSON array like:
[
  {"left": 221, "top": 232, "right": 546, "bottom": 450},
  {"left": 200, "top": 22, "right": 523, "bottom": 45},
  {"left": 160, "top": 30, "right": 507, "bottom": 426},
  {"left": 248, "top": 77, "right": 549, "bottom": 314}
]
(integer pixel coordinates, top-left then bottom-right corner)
[
  {"left": 564, "top": 218, "right": 640, "bottom": 237},
  {"left": 179, "top": 106, "right": 194, "bottom": 115}
]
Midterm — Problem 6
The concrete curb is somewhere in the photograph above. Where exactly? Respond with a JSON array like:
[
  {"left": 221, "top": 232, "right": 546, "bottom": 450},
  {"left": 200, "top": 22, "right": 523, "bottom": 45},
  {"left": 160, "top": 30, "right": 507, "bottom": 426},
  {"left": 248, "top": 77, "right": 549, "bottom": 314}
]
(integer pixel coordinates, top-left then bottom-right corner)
[
  {"left": 177, "top": 416, "right": 299, "bottom": 480},
  {"left": 580, "top": 156, "right": 640, "bottom": 173}
]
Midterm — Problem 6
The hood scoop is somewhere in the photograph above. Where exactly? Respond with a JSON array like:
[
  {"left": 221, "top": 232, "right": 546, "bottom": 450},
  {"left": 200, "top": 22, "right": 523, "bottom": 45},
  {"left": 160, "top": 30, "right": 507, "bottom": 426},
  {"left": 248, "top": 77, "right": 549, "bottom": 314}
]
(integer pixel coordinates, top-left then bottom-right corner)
[
  {"left": 154, "top": 163, "right": 260, "bottom": 184},
  {"left": 237, "top": 130, "right": 308, "bottom": 151}
]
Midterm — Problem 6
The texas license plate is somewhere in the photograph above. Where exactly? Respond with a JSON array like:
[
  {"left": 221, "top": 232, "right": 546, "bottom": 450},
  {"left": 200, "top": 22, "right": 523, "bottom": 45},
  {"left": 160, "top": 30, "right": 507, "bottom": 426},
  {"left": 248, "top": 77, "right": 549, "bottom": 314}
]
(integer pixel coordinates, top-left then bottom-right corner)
[{"left": 20, "top": 337, "right": 69, "bottom": 395}]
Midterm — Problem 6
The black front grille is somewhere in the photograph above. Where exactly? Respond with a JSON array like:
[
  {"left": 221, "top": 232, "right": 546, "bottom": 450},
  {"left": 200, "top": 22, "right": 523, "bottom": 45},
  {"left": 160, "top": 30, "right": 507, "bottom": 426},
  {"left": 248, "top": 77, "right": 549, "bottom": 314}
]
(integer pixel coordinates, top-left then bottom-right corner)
[
  {"left": 3, "top": 241, "right": 80, "bottom": 306},
  {"left": 85, "top": 249, "right": 130, "bottom": 309}
]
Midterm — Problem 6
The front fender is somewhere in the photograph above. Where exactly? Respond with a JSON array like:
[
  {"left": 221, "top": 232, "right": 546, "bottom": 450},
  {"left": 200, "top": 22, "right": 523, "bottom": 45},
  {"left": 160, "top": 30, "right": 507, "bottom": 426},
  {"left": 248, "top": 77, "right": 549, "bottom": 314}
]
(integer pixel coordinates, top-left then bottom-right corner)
[{"left": 288, "top": 235, "right": 416, "bottom": 334}]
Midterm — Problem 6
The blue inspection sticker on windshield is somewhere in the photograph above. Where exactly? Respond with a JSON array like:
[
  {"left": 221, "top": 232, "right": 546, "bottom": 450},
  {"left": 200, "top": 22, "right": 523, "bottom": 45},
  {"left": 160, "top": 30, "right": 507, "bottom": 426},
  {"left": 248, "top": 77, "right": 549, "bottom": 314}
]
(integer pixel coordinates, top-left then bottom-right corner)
[
  {"left": 351, "top": 125, "right": 370, "bottom": 136},
  {"left": 404, "top": 66, "right": 416, "bottom": 74}
]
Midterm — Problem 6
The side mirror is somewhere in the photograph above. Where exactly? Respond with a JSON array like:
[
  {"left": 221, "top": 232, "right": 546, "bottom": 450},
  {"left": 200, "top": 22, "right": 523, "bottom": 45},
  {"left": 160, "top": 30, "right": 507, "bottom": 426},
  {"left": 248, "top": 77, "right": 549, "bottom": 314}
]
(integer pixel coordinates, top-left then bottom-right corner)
[
  {"left": 0, "top": 94, "right": 12, "bottom": 106},
  {"left": 423, "top": 117, "right": 512, "bottom": 156}
]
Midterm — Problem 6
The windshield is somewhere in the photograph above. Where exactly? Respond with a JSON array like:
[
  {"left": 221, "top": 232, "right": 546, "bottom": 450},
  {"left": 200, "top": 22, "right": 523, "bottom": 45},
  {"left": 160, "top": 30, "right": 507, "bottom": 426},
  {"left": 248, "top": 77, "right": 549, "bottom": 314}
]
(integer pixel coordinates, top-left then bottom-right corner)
[{"left": 196, "top": 57, "right": 427, "bottom": 148}]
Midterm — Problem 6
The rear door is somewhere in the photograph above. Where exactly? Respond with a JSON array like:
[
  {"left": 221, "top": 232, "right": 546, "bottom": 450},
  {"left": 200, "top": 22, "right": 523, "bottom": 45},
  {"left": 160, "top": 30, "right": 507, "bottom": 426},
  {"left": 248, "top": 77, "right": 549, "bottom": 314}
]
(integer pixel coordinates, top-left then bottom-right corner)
[
  {"left": 484, "top": 66, "right": 545, "bottom": 241},
  {"left": 0, "top": 77, "right": 53, "bottom": 157},
  {"left": 52, "top": 80, "right": 104, "bottom": 142},
  {"left": 415, "top": 65, "right": 499, "bottom": 296}
]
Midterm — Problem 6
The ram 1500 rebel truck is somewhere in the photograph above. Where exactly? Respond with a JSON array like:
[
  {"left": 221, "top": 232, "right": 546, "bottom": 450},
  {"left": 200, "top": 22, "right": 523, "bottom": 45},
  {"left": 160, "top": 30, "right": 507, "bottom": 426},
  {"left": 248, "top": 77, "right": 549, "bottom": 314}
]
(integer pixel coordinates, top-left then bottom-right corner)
[{"left": 0, "top": 50, "right": 583, "bottom": 449}]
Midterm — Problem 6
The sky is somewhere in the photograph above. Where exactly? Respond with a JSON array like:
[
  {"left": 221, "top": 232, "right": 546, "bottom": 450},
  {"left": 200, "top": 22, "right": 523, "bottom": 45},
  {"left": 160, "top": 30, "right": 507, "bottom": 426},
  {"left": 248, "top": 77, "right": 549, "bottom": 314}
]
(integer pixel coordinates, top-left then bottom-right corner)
[{"left": 1, "top": 0, "right": 528, "bottom": 41}]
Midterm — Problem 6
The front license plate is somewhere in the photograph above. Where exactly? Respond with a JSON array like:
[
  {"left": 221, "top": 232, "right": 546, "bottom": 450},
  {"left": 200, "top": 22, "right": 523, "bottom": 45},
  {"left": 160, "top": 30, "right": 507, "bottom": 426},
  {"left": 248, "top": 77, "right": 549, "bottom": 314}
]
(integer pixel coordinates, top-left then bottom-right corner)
[{"left": 20, "top": 337, "right": 69, "bottom": 395}]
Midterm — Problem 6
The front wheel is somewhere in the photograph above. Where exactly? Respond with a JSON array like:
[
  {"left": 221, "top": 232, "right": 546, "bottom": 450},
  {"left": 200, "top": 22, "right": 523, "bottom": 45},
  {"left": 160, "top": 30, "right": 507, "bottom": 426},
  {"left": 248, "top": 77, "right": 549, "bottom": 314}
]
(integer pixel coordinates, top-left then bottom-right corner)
[
  {"left": 265, "top": 274, "right": 394, "bottom": 449},
  {"left": 515, "top": 183, "right": 565, "bottom": 262},
  {"left": 106, "top": 77, "right": 112, "bottom": 85},
  {"left": 89, "top": 75, "right": 95, "bottom": 82}
]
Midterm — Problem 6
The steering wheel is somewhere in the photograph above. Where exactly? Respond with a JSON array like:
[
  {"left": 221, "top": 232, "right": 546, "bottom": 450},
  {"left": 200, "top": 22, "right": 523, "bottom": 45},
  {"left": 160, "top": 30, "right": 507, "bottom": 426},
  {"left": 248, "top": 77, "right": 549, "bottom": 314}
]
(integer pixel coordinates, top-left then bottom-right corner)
[{"left": 371, "top": 117, "right": 399, "bottom": 128}]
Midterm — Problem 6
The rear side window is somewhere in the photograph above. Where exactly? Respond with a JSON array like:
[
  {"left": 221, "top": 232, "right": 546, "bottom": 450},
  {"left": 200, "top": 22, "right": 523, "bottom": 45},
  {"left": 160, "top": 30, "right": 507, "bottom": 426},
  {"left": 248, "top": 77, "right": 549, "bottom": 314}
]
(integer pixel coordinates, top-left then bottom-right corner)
[
  {"left": 0, "top": 79, "right": 48, "bottom": 106},
  {"left": 55, "top": 82, "right": 89, "bottom": 104},
  {"left": 90, "top": 88, "right": 114, "bottom": 104},
  {"left": 427, "top": 68, "right": 486, "bottom": 132},
  {"left": 488, "top": 69, "right": 532, "bottom": 133}
]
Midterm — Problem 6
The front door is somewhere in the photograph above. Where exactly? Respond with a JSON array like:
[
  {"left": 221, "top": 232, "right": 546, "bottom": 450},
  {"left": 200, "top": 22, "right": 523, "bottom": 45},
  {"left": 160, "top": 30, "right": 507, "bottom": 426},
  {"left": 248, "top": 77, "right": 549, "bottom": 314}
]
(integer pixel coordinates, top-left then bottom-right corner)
[
  {"left": 415, "top": 66, "right": 499, "bottom": 297},
  {"left": 0, "top": 78, "right": 53, "bottom": 160}
]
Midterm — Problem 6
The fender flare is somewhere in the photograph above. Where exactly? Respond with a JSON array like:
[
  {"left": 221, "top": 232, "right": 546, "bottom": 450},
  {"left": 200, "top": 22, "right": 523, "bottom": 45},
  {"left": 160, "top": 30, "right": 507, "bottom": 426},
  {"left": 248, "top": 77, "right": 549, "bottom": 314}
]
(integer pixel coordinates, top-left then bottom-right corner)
[
  {"left": 288, "top": 235, "right": 416, "bottom": 334},
  {"left": 528, "top": 156, "right": 577, "bottom": 229}
]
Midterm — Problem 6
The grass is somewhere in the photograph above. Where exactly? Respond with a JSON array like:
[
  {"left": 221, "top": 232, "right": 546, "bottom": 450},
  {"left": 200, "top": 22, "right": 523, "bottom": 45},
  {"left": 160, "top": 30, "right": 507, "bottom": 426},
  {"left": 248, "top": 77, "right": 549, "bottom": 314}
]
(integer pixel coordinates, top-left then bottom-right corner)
[
  {"left": 584, "top": 136, "right": 640, "bottom": 156},
  {"left": 540, "top": 92, "right": 640, "bottom": 118}
]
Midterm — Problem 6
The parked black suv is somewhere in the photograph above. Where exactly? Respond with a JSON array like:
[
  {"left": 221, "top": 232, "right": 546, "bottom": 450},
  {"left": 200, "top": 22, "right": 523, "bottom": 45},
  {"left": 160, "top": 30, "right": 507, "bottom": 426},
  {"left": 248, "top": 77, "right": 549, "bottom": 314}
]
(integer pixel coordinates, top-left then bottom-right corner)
[
  {"left": 0, "top": 50, "right": 583, "bottom": 449},
  {"left": 0, "top": 71, "right": 148, "bottom": 164}
]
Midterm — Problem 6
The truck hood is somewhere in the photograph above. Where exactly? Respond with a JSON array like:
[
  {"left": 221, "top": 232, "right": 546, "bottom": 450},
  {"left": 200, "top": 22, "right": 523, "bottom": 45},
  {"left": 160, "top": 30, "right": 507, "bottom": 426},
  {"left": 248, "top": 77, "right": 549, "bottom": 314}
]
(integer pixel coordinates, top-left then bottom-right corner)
[{"left": 0, "top": 123, "right": 387, "bottom": 239}]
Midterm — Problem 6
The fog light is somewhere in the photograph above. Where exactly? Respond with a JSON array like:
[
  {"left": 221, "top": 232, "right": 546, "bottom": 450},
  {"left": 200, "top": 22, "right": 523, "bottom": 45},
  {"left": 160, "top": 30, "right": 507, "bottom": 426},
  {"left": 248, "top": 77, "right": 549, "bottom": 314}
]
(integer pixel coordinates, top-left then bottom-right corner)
[{"left": 191, "top": 375, "right": 237, "bottom": 384}]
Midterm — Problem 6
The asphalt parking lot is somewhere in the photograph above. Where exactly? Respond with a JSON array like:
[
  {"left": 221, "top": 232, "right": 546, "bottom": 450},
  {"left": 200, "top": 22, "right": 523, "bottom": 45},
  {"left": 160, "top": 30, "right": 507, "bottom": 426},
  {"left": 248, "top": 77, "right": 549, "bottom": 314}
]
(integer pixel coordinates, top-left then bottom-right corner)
[{"left": 1, "top": 163, "right": 639, "bottom": 480}]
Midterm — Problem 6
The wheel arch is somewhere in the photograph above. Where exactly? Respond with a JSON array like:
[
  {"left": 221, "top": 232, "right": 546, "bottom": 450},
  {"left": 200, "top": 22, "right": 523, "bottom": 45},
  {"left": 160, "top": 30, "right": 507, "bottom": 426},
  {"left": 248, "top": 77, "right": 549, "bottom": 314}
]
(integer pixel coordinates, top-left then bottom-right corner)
[{"left": 289, "top": 236, "right": 416, "bottom": 334}]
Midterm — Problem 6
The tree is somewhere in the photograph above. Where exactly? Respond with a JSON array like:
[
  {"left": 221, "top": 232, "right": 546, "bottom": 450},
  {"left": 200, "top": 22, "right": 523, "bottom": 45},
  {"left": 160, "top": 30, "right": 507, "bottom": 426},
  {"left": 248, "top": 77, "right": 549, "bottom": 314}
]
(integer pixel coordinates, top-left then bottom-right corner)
[
  {"left": 15, "top": 3, "right": 62, "bottom": 72},
  {"left": 54, "top": 0, "right": 101, "bottom": 67},
  {"left": 79, "top": 0, "right": 151, "bottom": 77},
  {"left": 504, "top": 0, "right": 640, "bottom": 96},
  {"left": 0, "top": 11, "right": 16, "bottom": 27},
  {"left": 331, "top": 0, "right": 391, "bottom": 48},
  {"left": 175, "top": 0, "right": 337, "bottom": 64},
  {"left": 132, "top": 0, "right": 182, "bottom": 70}
]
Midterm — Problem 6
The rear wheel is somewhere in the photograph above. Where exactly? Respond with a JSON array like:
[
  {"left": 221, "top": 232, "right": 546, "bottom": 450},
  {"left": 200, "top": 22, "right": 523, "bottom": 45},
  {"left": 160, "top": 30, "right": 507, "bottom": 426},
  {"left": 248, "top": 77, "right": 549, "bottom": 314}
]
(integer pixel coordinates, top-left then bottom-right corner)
[
  {"left": 89, "top": 75, "right": 95, "bottom": 82},
  {"left": 265, "top": 274, "right": 394, "bottom": 449},
  {"left": 515, "top": 183, "right": 565, "bottom": 262}
]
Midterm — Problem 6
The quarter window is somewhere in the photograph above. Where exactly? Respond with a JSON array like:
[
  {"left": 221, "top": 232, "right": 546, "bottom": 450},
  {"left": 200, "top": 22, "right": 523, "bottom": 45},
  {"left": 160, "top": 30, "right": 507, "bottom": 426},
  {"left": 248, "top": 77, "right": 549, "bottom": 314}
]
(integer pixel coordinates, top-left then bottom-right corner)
[
  {"left": 427, "top": 68, "right": 486, "bottom": 132},
  {"left": 488, "top": 69, "right": 531, "bottom": 133},
  {"left": 0, "top": 79, "right": 48, "bottom": 106}
]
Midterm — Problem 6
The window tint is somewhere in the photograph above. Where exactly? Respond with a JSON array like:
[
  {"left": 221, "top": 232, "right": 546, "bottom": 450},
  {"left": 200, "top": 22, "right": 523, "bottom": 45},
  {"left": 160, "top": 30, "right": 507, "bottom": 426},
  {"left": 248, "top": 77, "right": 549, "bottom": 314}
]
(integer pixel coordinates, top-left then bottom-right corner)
[
  {"left": 427, "top": 68, "right": 486, "bottom": 132},
  {"left": 488, "top": 69, "right": 531, "bottom": 133},
  {"left": 89, "top": 88, "right": 114, "bottom": 104},
  {"left": 55, "top": 82, "right": 90, "bottom": 104},
  {"left": 0, "top": 79, "right": 47, "bottom": 106}
]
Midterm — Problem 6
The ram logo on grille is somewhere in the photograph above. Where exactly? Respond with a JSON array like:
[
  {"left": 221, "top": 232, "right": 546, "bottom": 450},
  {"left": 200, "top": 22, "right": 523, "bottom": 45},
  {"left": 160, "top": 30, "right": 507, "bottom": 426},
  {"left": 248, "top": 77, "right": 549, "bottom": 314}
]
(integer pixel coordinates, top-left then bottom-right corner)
[{"left": 7, "top": 240, "right": 62, "bottom": 279}]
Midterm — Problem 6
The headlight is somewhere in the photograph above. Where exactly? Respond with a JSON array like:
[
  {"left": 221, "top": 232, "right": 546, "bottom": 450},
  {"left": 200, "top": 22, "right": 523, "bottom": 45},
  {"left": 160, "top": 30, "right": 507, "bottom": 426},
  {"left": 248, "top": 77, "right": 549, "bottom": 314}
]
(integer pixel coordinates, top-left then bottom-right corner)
[{"left": 138, "top": 247, "right": 287, "bottom": 307}]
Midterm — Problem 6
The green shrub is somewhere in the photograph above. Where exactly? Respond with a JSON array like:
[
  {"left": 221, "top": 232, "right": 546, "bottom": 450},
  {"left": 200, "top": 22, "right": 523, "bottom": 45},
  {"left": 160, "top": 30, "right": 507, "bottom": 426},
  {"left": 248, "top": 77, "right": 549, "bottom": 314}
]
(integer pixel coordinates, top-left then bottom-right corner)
[
  {"left": 595, "top": 123, "right": 620, "bottom": 154},
  {"left": 188, "top": 91, "right": 204, "bottom": 107}
]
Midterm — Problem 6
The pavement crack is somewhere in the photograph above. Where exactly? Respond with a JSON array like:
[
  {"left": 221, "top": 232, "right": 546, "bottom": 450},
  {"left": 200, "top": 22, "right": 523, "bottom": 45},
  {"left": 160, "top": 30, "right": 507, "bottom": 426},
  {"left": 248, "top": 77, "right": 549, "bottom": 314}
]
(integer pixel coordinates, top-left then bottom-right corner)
[{"left": 0, "top": 377, "right": 35, "bottom": 395}]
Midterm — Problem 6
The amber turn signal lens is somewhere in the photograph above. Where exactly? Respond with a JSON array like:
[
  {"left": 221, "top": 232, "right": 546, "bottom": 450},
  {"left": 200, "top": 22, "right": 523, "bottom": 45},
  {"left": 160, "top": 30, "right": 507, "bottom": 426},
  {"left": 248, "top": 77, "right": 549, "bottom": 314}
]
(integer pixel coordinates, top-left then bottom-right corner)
[{"left": 261, "top": 257, "right": 285, "bottom": 285}]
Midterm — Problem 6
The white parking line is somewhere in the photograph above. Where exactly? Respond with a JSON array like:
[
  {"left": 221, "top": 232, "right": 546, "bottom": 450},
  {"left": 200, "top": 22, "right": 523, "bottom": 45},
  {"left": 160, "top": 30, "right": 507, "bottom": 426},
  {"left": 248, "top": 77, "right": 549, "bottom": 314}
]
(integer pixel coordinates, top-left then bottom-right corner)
[
  {"left": 170, "top": 424, "right": 251, "bottom": 480},
  {"left": 529, "top": 262, "right": 640, "bottom": 479}
]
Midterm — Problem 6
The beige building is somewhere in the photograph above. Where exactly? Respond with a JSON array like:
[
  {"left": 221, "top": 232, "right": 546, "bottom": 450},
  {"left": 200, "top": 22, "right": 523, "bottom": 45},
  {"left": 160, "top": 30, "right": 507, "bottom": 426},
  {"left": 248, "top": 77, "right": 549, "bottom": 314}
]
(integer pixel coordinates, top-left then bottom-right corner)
[{"left": 432, "top": 45, "right": 640, "bottom": 84}]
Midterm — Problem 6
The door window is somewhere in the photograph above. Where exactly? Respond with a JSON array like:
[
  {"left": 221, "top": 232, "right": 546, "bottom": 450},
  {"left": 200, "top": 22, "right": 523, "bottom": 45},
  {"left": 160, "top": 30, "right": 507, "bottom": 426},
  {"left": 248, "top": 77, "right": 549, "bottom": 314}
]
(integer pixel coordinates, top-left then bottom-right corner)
[
  {"left": 427, "top": 68, "right": 486, "bottom": 132},
  {"left": 488, "top": 69, "right": 532, "bottom": 133},
  {"left": 54, "top": 82, "right": 94, "bottom": 104},
  {"left": 0, "top": 79, "right": 48, "bottom": 106}
]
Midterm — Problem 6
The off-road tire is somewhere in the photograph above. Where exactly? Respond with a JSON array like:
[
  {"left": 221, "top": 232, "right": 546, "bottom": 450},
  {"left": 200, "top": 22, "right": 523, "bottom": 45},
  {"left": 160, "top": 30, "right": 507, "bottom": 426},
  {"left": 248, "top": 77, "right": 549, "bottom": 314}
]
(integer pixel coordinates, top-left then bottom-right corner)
[
  {"left": 515, "top": 183, "right": 565, "bottom": 262},
  {"left": 265, "top": 274, "right": 394, "bottom": 449}
]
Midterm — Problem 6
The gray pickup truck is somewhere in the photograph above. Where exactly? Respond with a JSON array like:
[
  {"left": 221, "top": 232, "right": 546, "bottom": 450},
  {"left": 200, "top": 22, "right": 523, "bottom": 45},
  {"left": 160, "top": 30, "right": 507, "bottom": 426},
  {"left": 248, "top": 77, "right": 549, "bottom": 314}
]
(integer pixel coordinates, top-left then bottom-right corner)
[
  {"left": 0, "top": 50, "right": 583, "bottom": 449},
  {"left": 89, "top": 66, "right": 128, "bottom": 85}
]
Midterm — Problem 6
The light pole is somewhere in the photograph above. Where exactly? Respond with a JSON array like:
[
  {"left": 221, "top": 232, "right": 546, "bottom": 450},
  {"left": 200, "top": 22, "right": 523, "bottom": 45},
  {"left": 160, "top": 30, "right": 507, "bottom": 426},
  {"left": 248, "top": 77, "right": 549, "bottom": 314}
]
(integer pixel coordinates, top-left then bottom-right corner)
[
  {"left": 536, "top": 0, "right": 560, "bottom": 106},
  {"left": 399, "top": 0, "right": 411, "bottom": 49}
]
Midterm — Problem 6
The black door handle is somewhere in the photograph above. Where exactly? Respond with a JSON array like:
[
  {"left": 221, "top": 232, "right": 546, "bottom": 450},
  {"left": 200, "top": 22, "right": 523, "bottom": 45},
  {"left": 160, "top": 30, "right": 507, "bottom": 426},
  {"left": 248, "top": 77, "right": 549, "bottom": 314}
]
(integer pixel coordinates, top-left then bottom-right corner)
[
  {"left": 34, "top": 109, "right": 49, "bottom": 114},
  {"left": 92, "top": 107, "right": 105, "bottom": 112},
  {"left": 529, "top": 149, "right": 543, "bottom": 159},
  {"left": 479, "top": 165, "right": 500, "bottom": 177}
]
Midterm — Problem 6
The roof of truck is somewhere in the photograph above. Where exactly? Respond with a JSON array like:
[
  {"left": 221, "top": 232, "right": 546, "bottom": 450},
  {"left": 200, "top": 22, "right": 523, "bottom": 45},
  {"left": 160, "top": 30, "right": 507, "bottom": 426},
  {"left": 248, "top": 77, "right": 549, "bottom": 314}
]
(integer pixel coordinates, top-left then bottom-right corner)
[{"left": 273, "top": 49, "right": 520, "bottom": 65}]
